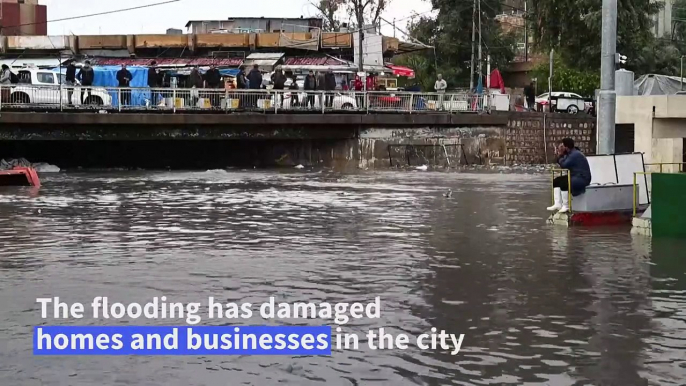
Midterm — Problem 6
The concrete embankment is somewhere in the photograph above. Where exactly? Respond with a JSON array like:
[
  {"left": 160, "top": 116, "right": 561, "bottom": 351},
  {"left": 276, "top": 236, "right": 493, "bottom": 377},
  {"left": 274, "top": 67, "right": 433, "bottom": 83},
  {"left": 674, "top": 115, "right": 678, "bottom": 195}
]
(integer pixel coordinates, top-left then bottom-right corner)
[{"left": 0, "top": 112, "right": 596, "bottom": 169}]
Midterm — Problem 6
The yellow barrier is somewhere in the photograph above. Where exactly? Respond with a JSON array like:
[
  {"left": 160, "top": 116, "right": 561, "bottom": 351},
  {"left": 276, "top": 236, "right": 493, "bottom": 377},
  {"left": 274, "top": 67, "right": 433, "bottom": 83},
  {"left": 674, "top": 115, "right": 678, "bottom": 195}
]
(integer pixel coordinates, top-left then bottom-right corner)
[
  {"left": 550, "top": 169, "right": 572, "bottom": 213},
  {"left": 645, "top": 162, "right": 686, "bottom": 173},
  {"left": 633, "top": 171, "right": 652, "bottom": 218}
]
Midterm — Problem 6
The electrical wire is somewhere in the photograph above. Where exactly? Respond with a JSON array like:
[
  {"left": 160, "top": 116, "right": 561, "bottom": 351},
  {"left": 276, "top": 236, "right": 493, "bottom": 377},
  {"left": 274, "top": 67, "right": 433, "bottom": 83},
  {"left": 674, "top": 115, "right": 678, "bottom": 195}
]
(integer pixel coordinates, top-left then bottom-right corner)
[{"left": 0, "top": 0, "right": 181, "bottom": 29}]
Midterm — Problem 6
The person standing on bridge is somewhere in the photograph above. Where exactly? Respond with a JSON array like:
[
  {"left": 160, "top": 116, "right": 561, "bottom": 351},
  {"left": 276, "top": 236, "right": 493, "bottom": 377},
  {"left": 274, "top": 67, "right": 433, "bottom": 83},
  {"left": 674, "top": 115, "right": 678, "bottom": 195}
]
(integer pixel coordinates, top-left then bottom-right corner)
[
  {"left": 547, "top": 138, "right": 592, "bottom": 213},
  {"left": 65, "top": 62, "right": 77, "bottom": 105},
  {"left": 77, "top": 60, "right": 95, "bottom": 105},
  {"left": 434, "top": 74, "right": 447, "bottom": 111},
  {"left": 304, "top": 70, "right": 317, "bottom": 109},
  {"left": 204, "top": 64, "right": 222, "bottom": 108},
  {"left": 117, "top": 64, "right": 133, "bottom": 107},
  {"left": 247, "top": 64, "right": 262, "bottom": 108}
]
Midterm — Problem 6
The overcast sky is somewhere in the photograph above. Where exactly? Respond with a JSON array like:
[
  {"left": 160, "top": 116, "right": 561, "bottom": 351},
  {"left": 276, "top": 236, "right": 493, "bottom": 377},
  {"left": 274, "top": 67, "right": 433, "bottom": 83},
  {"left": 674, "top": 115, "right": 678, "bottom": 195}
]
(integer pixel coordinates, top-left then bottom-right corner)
[{"left": 42, "top": 0, "right": 434, "bottom": 38}]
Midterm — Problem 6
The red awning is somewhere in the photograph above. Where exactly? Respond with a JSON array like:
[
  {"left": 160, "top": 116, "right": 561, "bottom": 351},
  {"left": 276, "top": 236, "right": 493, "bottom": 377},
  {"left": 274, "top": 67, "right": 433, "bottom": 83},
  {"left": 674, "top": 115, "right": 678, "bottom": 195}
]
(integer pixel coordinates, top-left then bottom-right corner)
[
  {"left": 386, "top": 64, "right": 415, "bottom": 77},
  {"left": 89, "top": 58, "right": 244, "bottom": 67}
]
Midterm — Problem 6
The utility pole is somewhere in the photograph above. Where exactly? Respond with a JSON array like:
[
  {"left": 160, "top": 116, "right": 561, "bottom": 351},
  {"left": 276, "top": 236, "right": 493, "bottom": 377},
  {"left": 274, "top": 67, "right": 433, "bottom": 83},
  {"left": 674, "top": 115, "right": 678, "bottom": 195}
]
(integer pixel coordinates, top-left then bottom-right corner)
[
  {"left": 598, "top": 0, "right": 617, "bottom": 154},
  {"left": 469, "top": 0, "right": 477, "bottom": 90},
  {"left": 355, "top": 1, "right": 364, "bottom": 73},
  {"left": 478, "top": 0, "right": 483, "bottom": 84},
  {"left": 524, "top": 0, "right": 529, "bottom": 62}
]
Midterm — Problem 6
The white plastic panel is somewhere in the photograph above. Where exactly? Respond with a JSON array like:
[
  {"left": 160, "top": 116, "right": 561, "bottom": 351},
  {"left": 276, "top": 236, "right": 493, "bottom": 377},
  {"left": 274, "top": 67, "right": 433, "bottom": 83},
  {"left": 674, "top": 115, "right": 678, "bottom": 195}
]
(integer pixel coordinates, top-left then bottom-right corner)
[
  {"left": 587, "top": 155, "right": 618, "bottom": 185},
  {"left": 614, "top": 153, "right": 649, "bottom": 205},
  {"left": 572, "top": 185, "right": 635, "bottom": 212}
]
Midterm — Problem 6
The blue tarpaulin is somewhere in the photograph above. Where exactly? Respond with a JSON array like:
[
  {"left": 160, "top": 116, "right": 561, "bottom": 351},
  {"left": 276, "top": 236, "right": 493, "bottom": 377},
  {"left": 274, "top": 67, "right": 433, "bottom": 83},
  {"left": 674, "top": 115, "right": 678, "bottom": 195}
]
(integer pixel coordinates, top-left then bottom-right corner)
[{"left": 54, "top": 66, "right": 157, "bottom": 107}]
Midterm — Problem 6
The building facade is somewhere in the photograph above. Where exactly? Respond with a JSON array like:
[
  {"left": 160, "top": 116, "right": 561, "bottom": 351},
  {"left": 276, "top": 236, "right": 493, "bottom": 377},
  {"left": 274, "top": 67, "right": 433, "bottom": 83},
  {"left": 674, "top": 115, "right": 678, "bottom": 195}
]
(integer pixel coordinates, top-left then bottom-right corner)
[
  {"left": 0, "top": 0, "right": 47, "bottom": 36},
  {"left": 185, "top": 17, "right": 323, "bottom": 34}
]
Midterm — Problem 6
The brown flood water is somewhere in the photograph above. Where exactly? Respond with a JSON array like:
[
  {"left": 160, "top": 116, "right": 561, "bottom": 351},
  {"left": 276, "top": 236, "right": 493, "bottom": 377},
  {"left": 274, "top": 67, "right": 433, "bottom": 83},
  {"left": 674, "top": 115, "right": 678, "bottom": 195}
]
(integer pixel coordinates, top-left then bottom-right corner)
[{"left": 0, "top": 170, "right": 684, "bottom": 386}]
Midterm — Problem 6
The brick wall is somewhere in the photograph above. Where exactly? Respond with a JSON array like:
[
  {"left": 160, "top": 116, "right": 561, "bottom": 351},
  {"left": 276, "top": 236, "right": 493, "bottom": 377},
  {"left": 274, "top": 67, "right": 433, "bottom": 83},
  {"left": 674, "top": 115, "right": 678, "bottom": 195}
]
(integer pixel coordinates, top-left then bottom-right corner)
[{"left": 505, "top": 113, "right": 596, "bottom": 164}]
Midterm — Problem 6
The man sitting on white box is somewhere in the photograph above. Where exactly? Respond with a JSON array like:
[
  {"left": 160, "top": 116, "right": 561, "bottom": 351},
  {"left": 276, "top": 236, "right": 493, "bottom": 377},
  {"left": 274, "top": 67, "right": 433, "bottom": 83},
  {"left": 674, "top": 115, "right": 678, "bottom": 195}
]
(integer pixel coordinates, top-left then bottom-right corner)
[{"left": 548, "top": 138, "right": 592, "bottom": 213}]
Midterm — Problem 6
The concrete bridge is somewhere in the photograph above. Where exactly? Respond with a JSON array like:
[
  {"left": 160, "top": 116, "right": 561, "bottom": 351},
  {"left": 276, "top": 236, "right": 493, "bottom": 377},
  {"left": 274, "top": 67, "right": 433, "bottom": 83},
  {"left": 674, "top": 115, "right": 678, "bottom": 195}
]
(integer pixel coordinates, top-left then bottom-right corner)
[{"left": 0, "top": 111, "right": 597, "bottom": 170}]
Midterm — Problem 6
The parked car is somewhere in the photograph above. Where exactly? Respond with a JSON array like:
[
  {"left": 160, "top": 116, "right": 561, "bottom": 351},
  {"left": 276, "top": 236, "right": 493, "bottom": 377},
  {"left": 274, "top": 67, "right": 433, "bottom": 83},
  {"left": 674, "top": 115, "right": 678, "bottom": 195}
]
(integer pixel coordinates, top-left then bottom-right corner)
[
  {"left": 269, "top": 91, "right": 358, "bottom": 110},
  {"left": 536, "top": 91, "right": 592, "bottom": 114},
  {"left": 8, "top": 68, "right": 112, "bottom": 106}
]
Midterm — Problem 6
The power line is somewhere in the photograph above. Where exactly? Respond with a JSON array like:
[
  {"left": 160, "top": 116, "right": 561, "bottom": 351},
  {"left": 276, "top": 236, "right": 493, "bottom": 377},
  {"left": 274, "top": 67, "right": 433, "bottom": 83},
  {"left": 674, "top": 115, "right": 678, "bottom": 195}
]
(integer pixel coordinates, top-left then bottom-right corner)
[{"left": 0, "top": 0, "right": 180, "bottom": 30}]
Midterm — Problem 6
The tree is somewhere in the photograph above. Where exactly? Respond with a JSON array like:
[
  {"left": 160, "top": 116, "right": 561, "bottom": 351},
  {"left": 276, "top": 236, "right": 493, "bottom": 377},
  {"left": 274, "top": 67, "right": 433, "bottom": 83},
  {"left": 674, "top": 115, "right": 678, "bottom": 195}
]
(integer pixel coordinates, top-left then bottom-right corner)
[
  {"left": 311, "top": 0, "right": 346, "bottom": 31},
  {"left": 396, "top": 0, "right": 516, "bottom": 89},
  {"left": 530, "top": 55, "right": 600, "bottom": 97},
  {"left": 529, "top": 0, "right": 661, "bottom": 73}
]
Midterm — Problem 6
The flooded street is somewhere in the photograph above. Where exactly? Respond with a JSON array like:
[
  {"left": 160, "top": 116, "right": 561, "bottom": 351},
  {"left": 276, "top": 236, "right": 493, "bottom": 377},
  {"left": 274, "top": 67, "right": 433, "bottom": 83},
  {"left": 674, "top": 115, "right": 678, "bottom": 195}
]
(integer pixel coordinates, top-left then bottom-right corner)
[{"left": 0, "top": 170, "right": 684, "bottom": 385}]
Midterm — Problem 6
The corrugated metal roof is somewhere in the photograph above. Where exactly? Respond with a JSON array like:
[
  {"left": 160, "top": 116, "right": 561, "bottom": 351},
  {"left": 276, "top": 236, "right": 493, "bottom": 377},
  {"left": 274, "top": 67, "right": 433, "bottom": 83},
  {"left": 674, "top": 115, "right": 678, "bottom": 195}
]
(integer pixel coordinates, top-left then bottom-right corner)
[
  {"left": 246, "top": 52, "right": 284, "bottom": 59},
  {"left": 89, "top": 58, "right": 244, "bottom": 67},
  {"left": 283, "top": 56, "right": 350, "bottom": 66}
]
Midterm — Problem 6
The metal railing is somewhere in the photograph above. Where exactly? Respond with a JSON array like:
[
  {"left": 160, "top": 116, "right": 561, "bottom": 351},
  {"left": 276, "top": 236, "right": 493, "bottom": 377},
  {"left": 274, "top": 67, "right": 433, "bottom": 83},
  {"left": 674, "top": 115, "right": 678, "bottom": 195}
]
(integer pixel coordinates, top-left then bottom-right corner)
[
  {"left": 0, "top": 85, "right": 490, "bottom": 114},
  {"left": 645, "top": 162, "right": 686, "bottom": 173},
  {"left": 632, "top": 171, "right": 651, "bottom": 218},
  {"left": 551, "top": 168, "right": 573, "bottom": 213}
]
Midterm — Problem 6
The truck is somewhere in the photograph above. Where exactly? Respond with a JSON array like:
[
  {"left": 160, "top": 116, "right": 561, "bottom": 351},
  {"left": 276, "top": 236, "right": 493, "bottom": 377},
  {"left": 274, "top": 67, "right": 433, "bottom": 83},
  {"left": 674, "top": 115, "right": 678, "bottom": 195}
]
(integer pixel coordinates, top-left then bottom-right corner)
[{"left": 7, "top": 67, "right": 112, "bottom": 107}]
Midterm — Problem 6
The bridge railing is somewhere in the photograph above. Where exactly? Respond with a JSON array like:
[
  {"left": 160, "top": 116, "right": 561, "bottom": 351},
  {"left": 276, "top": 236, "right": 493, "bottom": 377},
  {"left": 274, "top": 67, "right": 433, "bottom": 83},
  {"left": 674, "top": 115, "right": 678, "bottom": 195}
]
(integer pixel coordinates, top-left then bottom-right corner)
[{"left": 0, "top": 85, "right": 491, "bottom": 114}]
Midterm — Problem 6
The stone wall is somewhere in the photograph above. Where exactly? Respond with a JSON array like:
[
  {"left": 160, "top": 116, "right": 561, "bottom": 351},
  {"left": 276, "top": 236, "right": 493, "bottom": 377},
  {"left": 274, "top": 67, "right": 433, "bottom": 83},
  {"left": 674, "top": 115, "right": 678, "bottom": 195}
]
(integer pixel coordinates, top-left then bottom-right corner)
[
  {"left": 356, "top": 127, "right": 506, "bottom": 169},
  {"left": 505, "top": 113, "right": 596, "bottom": 164}
]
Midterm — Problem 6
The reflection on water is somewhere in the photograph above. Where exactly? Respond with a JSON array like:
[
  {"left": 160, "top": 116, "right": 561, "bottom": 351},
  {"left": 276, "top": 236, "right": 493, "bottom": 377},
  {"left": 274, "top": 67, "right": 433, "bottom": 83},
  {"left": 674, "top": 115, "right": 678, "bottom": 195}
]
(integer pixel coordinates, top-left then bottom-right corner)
[{"left": 0, "top": 170, "right": 684, "bottom": 385}]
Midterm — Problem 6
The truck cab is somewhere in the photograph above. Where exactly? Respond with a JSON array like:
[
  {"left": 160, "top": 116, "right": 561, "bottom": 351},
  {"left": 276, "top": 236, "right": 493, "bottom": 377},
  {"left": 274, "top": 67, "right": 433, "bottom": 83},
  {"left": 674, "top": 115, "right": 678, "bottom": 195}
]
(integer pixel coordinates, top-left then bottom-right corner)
[{"left": 10, "top": 67, "right": 111, "bottom": 107}]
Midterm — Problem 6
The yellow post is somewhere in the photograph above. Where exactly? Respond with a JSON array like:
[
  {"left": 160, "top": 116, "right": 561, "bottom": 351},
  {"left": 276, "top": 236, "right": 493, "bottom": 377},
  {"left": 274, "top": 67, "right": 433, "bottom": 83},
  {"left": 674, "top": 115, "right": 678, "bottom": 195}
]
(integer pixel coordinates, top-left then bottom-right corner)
[
  {"left": 632, "top": 172, "right": 637, "bottom": 218},
  {"left": 567, "top": 172, "right": 573, "bottom": 213}
]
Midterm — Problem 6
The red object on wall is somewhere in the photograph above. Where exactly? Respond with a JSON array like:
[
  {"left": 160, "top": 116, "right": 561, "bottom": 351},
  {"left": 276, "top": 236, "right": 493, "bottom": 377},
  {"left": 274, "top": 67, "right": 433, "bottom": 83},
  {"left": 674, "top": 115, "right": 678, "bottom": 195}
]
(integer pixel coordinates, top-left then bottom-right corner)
[
  {"left": 35, "top": 5, "right": 48, "bottom": 35},
  {"left": 0, "top": 3, "right": 21, "bottom": 35},
  {"left": 0, "top": 3, "right": 48, "bottom": 35}
]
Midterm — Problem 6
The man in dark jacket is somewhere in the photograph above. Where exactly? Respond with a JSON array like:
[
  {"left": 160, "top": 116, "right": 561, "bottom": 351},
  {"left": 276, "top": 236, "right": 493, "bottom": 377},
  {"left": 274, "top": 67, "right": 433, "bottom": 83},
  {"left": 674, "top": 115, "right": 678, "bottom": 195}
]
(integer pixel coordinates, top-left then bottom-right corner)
[
  {"left": 204, "top": 64, "right": 221, "bottom": 88},
  {"left": 189, "top": 66, "right": 203, "bottom": 106},
  {"left": 76, "top": 60, "right": 95, "bottom": 104},
  {"left": 324, "top": 69, "right": 336, "bottom": 108},
  {"left": 304, "top": 70, "right": 317, "bottom": 109},
  {"left": 247, "top": 64, "right": 262, "bottom": 90},
  {"left": 116, "top": 64, "right": 133, "bottom": 106},
  {"left": 203, "top": 64, "right": 222, "bottom": 107},
  {"left": 548, "top": 137, "right": 592, "bottom": 213},
  {"left": 235, "top": 66, "right": 248, "bottom": 109},
  {"left": 65, "top": 62, "right": 77, "bottom": 105},
  {"left": 271, "top": 68, "right": 286, "bottom": 106},
  {"left": 246, "top": 64, "right": 262, "bottom": 108}
]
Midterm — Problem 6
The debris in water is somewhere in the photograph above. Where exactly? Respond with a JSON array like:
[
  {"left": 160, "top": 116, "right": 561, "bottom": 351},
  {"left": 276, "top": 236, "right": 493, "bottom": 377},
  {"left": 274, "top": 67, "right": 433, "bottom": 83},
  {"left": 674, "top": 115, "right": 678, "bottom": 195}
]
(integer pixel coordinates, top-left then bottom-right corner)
[
  {"left": 415, "top": 165, "right": 428, "bottom": 171},
  {"left": 294, "top": 164, "right": 305, "bottom": 169},
  {"left": 444, "top": 189, "right": 452, "bottom": 198}
]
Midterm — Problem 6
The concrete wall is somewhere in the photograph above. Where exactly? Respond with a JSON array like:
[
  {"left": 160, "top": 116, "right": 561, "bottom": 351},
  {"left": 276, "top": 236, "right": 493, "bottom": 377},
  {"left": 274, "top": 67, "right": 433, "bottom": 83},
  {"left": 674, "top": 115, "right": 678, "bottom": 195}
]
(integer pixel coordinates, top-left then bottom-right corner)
[
  {"left": 0, "top": 111, "right": 599, "bottom": 169},
  {"left": 617, "top": 96, "right": 685, "bottom": 173},
  {"left": 505, "top": 113, "right": 596, "bottom": 164}
]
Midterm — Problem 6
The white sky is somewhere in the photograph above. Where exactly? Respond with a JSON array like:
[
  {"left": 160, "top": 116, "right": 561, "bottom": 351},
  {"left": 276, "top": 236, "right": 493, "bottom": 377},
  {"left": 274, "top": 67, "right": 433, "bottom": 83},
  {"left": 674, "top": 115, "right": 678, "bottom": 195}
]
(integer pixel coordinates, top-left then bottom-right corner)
[{"left": 42, "top": 0, "right": 434, "bottom": 39}]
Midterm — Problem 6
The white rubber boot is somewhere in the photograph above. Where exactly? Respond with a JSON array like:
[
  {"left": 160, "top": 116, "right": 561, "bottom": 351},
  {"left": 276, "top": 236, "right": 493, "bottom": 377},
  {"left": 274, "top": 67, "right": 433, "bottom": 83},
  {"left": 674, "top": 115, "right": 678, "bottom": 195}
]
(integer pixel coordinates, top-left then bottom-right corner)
[
  {"left": 547, "top": 187, "right": 562, "bottom": 211},
  {"left": 559, "top": 191, "right": 570, "bottom": 213}
]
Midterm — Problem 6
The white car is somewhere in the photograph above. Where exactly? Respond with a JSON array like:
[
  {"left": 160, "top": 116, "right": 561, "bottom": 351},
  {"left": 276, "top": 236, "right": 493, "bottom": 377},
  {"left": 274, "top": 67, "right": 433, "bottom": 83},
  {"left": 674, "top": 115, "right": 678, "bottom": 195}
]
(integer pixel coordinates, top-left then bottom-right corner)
[
  {"left": 9, "top": 68, "right": 112, "bottom": 106},
  {"left": 271, "top": 91, "right": 358, "bottom": 110},
  {"left": 536, "top": 91, "right": 591, "bottom": 114}
]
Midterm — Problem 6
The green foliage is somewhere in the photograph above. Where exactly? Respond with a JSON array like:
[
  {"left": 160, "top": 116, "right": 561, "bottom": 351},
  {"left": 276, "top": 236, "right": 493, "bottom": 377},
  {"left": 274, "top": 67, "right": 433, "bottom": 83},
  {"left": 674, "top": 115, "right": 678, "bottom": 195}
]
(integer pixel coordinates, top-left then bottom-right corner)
[
  {"left": 530, "top": 56, "right": 600, "bottom": 97},
  {"left": 397, "top": 0, "right": 516, "bottom": 89},
  {"left": 393, "top": 54, "right": 435, "bottom": 91},
  {"left": 527, "top": 0, "right": 684, "bottom": 76}
]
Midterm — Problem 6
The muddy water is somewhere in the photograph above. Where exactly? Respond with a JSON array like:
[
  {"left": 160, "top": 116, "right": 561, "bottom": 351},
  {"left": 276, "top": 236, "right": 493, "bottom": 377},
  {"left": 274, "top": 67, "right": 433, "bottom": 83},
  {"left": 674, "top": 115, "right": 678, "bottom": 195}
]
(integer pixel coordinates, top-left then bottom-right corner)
[{"left": 0, "top": 170, "right": 683, "bottom": 385}]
